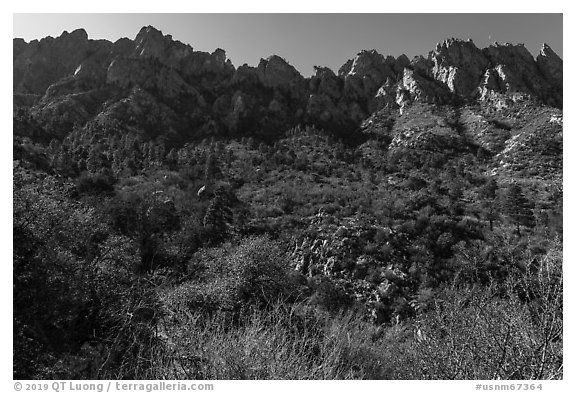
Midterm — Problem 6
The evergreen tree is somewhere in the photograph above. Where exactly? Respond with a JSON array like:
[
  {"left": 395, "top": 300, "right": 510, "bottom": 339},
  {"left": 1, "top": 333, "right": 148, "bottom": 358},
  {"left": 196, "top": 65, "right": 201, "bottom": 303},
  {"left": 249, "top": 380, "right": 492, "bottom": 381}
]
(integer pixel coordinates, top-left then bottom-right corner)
[
  {"left": 165, "top": 148, "right": 178, "bottom": 170},
  {"left": 480, "top": 178, "right": 499, "bottom": 231},
  {"left": 480, "top": 178, "right": 498, "bottom": 200},
  {"left": 86, "top": 147, "right": 103, "bottom": 174},
  {"left": 203, "top": 189, "right": 233, "bottom": 242},
  {"left": 111, "top": 150, "right": 124, "bottom": 177},
  {"left": 154, "top": 142, "right": 165, "bottom": 166},
  {"left": 204, "top": 152, "right": 221, "bottom": 184},
  {"left": 504, "top": 183, "right": 535, "bottom": 236}
]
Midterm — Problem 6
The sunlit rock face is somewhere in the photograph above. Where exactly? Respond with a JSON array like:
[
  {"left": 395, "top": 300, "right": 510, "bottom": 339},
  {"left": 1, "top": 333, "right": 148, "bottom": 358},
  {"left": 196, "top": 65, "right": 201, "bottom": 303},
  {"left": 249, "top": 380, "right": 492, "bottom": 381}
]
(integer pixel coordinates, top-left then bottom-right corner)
[
  {"left": 430, "top": 38, "right": 489, "bottom": 97},
  {"left": 341, "top": 50, "right": 397, "bottom": 106},
  {"left": 479, "top": 42, "right": 562, "bottom": 107}
]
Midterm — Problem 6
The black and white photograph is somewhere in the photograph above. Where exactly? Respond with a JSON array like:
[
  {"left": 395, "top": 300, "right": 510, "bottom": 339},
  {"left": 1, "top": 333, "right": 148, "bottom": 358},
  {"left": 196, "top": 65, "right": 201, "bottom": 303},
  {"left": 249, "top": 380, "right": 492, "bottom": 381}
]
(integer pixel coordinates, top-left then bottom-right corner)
[{"left": 11, "top": 8, "right": 564, "bottom": 384}]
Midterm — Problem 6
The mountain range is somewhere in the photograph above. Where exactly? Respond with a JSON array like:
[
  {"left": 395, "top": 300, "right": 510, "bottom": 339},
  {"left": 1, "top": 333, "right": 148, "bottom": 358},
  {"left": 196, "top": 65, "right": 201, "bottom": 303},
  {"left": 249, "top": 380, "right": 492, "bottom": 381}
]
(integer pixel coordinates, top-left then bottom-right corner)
[{"left": 14, "top": 26, "right": 562, "bottom": 148}]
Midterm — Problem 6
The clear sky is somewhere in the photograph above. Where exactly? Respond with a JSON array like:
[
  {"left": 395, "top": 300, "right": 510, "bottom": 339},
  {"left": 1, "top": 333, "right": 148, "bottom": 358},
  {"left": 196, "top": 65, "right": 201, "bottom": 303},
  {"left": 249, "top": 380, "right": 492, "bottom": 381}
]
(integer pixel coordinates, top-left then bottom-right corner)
[{"left": 13, "top": 14, "right": 562, "bottom": 76}]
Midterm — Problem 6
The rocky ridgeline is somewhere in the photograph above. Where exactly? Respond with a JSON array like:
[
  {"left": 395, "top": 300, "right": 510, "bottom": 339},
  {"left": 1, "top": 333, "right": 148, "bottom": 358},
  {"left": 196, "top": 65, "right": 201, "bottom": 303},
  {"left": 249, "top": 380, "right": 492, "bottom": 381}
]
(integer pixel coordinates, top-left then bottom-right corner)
[{"left": 13, "top": 26, "right": 562, "bottom": 142}]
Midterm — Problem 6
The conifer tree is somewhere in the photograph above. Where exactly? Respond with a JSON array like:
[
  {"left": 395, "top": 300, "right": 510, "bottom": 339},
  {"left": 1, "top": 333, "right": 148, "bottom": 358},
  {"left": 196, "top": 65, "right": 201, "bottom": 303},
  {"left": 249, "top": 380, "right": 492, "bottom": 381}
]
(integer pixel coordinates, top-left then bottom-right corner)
[
  {"left": 204, "top": 152, "right": 221, "bottom": 184},
  {"left": 203, "top": 189, "right": 233, "bottom": 242},
  {"left": 165, "top": 148, "right": 178, "bottom": 169},
  {"left": 86, "top": 146, "right": 103, "bottom": 174},
  {"left": 504, "top": 183, "right": 535, "bottom": 236},
  {"left": 480, "top": 178, "right": 499, "bottom": 231}
]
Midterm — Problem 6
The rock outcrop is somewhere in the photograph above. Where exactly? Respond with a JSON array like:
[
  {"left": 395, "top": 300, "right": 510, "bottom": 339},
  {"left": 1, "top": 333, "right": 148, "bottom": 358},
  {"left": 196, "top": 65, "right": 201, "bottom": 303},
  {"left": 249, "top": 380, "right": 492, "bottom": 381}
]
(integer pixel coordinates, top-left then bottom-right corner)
[
  {"left": 480, "top": 42, "right": 562, "bottom": 107},
  {"left": 430, "top": 38, "right": 489, "bottom": 97},
  {"left": 398, "top": 68, "right": 452, "bottom": 107},
  {"left": 341, "top": 50, "right": 397, "bottom": 108},
  {"left": 537, "top": 44, "right": 562, "bottom": 86},
  {"left": 536, "top": 43, "right": 563, "bottom": 103},
  {"left": 14, "top": 29, "right": 111, "bottom": 94},
  {"left": 257, "top": 56, "right": 304, "bottom": 90}
]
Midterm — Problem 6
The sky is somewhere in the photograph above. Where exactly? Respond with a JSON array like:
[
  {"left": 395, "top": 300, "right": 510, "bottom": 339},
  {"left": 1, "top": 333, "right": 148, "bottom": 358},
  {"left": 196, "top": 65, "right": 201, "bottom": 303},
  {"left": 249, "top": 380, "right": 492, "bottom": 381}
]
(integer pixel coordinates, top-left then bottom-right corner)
[{"left": 13, "top": 13, "right": 563, "bottom": 77}]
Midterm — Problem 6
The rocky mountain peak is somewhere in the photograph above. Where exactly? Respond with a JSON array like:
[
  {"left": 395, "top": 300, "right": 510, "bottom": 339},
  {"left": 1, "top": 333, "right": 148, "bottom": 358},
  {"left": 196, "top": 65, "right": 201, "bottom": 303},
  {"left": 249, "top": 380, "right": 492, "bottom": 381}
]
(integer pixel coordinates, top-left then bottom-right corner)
[
  {"left": 479, "top": 41, "right": 562, "bottom": 107},
  {"left": 61, "top": 28, "right": 89, "bottom": 42},
  {"left": 260, "top": 54, "right": 290, "bottom": 67},
  {"left": 338, "top": 49, "right": 398, "bottom": 112},
  {"left": 429, "top": 38, "right": 489, "bottom": 96},
  {"left": 135, "top": 25, "right": 165, "bottom": 42},
  {"left": 111, "top": 37, "right": 136, "bottom": 57},
  {"left": 483, "top": 42, "right": 534, "bottom": 65},
  {"left": 257, "top": 55, "right": 304, "bottom": 90},
  {"left": 432, "top": 38, "right": 487, "bottom": 69},
  {"left": 347, "top": 50, "right": 397, "bottom": 79},
  {"left": 13, "top": 27, "right": 99, "bottom": 94},
  {"left": 309, "top": 66, "right": 341, "bottom": 101},
  {"left": 540, "top": 43, "right": 560, "bottom": 58},
  {"left": 134, "top": 25, "right": 174, "bottom": 59},
  {"left": 130, "top": 25, "right": 200, "bottom": 74},
  {"left": 394, "top": 54, "right": 410, "bottom": 74},
  {"left": 434, "top": 37, "right": 473, "bottom": 50},
  {"left": 536, "top": 43, "right": 562, "bottom": 90},
  {"left": 13, "top": 38, "right": 27, "bottom": 57},
  {"left": 348, "top": 50, "right": 383, "bottom": 75},
  {"left": 313, "top": 66, "right": 337, "bottom": 79},
  {"left": 212, "top": 48, "right": 228, "bottom": 64}
]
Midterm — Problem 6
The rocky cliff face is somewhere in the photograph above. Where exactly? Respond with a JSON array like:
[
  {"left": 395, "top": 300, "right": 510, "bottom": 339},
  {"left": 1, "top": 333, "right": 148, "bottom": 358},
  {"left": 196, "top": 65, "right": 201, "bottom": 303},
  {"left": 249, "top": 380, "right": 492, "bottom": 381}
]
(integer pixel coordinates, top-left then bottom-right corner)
[
  {"left": 478, "top": 42, "right": 561, "bottom": 107},
  {"left": 14, "top": 29, "right": 112, "bottom": 95},
  {"left": 13, "top": 27, "right": 562, "bottom": 144},
  {"left": 430, "top": 38, "right": 489, "bottom": 97},
  {"left": 536, "top": 43, "right": 563, "bottom": 102}
]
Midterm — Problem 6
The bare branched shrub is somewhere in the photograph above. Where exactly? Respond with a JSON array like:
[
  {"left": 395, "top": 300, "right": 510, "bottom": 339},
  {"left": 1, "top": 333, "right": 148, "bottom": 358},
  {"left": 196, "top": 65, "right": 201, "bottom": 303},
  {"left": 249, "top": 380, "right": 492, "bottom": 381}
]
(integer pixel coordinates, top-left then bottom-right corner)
[{"left": 383, "top": 240, "right": 562, "bottom": 380}]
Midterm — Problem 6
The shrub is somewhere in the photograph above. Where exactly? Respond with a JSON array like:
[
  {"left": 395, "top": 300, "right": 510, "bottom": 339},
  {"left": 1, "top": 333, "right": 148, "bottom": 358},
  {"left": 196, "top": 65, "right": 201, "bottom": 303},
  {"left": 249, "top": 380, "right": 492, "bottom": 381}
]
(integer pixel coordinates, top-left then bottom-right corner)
[
  {"left": 152, "top": 301, "right": 399, "bottom": 379},
  {"left": 184, "top": 236, "right": 293, "bottom": 312},
  {"left": 383, "top": 245, "right": 562, "bottom": 379},
  {"left": 76, "top": 171, "right": 115, "bottom": 195}
]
